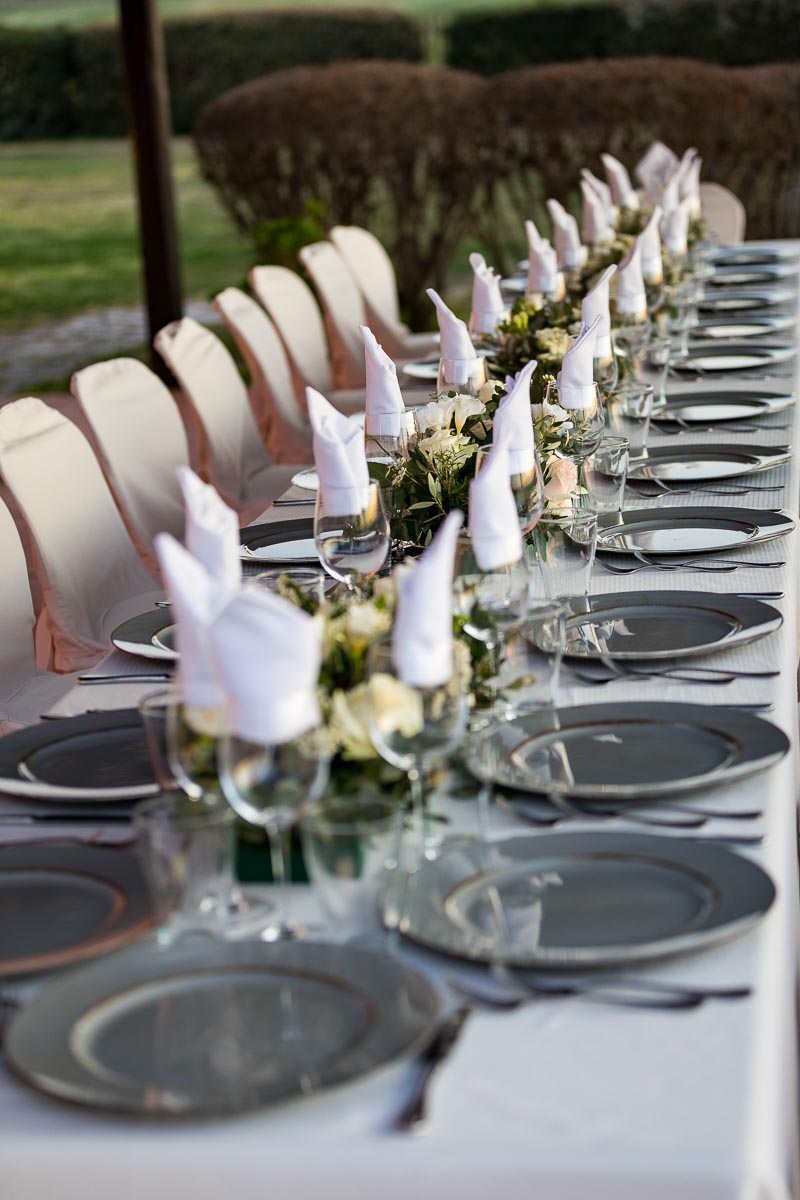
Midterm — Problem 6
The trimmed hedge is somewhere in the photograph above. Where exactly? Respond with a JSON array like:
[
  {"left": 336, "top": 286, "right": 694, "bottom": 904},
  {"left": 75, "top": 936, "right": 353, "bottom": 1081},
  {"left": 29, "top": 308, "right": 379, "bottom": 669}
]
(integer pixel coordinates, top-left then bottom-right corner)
[
  {"left": 0, "top": 8, "right": 423, "bottom": 139},
  {"left": 447, "top": 0, "right": 800, "bottom": 74}
]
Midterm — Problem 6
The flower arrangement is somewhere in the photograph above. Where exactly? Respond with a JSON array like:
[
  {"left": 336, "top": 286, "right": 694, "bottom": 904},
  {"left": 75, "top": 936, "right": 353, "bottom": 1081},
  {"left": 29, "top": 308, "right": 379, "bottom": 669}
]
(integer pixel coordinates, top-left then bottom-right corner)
[{"left": 493, "top": 296, "right": 582, "bottom": 405}]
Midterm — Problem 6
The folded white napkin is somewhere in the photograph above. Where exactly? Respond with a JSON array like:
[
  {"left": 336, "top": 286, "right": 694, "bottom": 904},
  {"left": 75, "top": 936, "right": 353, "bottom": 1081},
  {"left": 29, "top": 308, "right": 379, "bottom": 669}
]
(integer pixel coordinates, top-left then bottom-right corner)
[
  {"left": 640, "top": 205, "right": 664, "bottom": 285},
  {"left": 177, "top": 467, "right": 241, "bottom": 593},
  {"left": 546, "top": 199, "right": 587, "bottom": 272},
  {"left": 493, "top": 360, "right": 538, "bottom": 475},
  {"left": 208, "top": 587, "right": 323, "bottom": 745},
  {"left": 307, "top": 386, "right": 370, "bottom": 517},
  {"left": 662, "top": 197, "right": 692, "bottom": 257},
  {"left": 581, "top": 168, "right": 616, "bottom": 220},
  {"left": 636, "top": 140, "right": 679, "bottom": 201},
  {"left": 526, "top": 236, "right": 564, "bottom": 301},
  {"left": 681, "top": 154, "right": 703, "bottom": 219},
  {"left": 468, "top": 252, "right": 506, "bottom": 336},
  {"left": 581, "top": 180, "right": 613, "bottom": 246},
  {"left": 155, "top": 532, "right": 227, "bottom": 716},
  {"left": 557, "top": 315, "right": 600, "bottom": 411},
  {"left": 601, "top": 153, "right": 639, "bottom": 210},
  {"left": 469, "top": 435, "right": 524, "bottom": 571},
  {"left": 616, "top": 237, "right": 648, "bottom": 320},
  {"left": 581, "top": 264, "right": 616, "bottom": 360},
  {"left": 427, "top": 287, "right": 479, "bottom": 385},
  {"left": 392, "top": 510, "right": 464, "bottom": 687},
  {"left": 360, "top": 325, "right": 404, "bottom": 438},
  {"left": 660, "top": 169, "right": 681, "bottom": 219}
]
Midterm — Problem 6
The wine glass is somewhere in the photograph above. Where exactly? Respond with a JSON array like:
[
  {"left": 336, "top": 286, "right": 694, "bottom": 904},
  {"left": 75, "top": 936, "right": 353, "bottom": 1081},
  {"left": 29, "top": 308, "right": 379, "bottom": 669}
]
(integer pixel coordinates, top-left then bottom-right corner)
[
  {"left": 475, "top": 444, "right": 545, "bottom": 534},
  {"left": 217, "top": 725, "right": 330, "bottom": 940},
  {"left": 364, "top": 414, "right": 409, "bottom": 465},
  {"left": 544, "top": 379, "right": 605, "bottom": 485},
  {"left": 437, "top": 353, "right": 487, "bottom": 398},
  {"left": 314, "top": 480, "right": 390, "bottom": 596},
  {"left": 592, "top": 333, "right": 619, "bottom": 395},
  {"left": 251, "top": 567, "right": 325, "bottom": 608}
]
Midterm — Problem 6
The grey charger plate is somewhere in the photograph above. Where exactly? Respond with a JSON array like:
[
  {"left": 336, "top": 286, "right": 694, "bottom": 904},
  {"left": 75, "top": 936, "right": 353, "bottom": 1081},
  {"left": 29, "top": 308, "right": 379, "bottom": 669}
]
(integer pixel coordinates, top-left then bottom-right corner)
[
  {"left": 549, "top": 590, "right": 782, "bottom": 661},
  {"left": 5, "top": 939, "right": 440, "bottom": 1117},
  {"left": 627, "top": 444, "right": 791, "bottom": 482},
  {"left": 0, "top": 842, "right": 155, "bottom": 977},
  {"left": 699, "top": 287, "right": 796, "bottom": 312},
  {"left": 112, "top": 609, "right": 177, "bottom": 661},
  {"left": 707, "top": 262, "right": 799, "bottom": 286},
  {"left": 463, "top": 701, "right": 789, "bottom": 801},
  {"left": 712, "top": 245, "right": 800, "bottom": 267},
  {"left": 695, "top": 313, "right": 796, "bottom": 339},
  {"left": 239, "top": 517, "right": 318, "bottom": 565},
  {"left": 401, "top": 831, "right": 775, "bottom": 968},
  {"left": 656, "top": 389, "right": 794, "bottom": 424},
  {"left": 597, "top": 506, "right": 793, "bottom": 556},
  {"left": 671, "top": 342, "right": 796, "bottom": 373}
]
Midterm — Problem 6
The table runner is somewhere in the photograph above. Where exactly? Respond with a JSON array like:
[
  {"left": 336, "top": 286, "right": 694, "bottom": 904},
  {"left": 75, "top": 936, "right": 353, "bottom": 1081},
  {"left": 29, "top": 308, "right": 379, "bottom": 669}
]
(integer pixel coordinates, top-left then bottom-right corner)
[{"left": 1, "top": 243, "right": 799, "bottom": 1200}]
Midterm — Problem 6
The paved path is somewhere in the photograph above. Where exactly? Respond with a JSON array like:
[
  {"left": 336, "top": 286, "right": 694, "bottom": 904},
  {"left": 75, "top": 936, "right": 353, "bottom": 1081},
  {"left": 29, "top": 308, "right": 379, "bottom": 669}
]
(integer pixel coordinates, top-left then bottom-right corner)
[{"left": 0, "top": 300, "right": 221, "bottom": 395}]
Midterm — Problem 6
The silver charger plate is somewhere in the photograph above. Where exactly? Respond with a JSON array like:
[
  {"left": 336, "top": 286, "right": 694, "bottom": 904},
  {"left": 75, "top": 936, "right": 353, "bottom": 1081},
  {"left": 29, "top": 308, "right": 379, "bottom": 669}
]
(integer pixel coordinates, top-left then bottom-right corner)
[
  {"left": 698, "top": 287, "right": 796, "bottom": 312},
  {"left": 0, "top": 842, "right": 156, "bottom": 977},
  {"left": 597, "top": 506, "right": 793, "bottom": 555},
  {"left": 463, "top": 701, "right": 789, "bottom": 801},
  {"left": 111, "top": 609, "right": 177, "bottom": 661},
  {"left": 550, "top": 590, "right": 782, "bottom": 661},
  {"left": 401, "top": 831, "right": 775, "bottom": 968},
  {"left": 241, "top": 536, "right": 319, "bottom": 564},
  {"left": 500, "top": 275, "right": 527, "bottom": 295},
  {"left": 712, "top": 244, "right": 800, "bottom": 267},
  {"left": 695, "top": 313, "right": 797, "bottom": 339},
  {"left": 5, "top": 939, "right": 440, "bottom": 1117},
  {"left": 671, "top": 342, "right": 796, "bottom": 373},
  {"left": 402, "top": 349, "right": 488, "bottom": 382},
  {"left": 627, "top": 443, "right": 791, "bottom": 483},
  {"left": 656, "top": 389, "right": 794, "bottom": 424},
  {"left": 290, "top": 468, "right": 320, "bottom": 491},
  {"left": 708, "top": 261, "right": 799, "bottom": 286}
]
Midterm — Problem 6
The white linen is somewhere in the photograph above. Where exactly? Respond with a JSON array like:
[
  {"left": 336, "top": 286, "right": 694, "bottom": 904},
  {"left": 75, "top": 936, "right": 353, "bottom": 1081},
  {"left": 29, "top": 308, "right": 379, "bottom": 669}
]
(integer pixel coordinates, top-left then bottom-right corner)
[
  {"left": 616, "top": 236, "right": 648, "bottom": 319},
  {"left": 307, "top": 386, "right": 370, "bottom": 517},
  {"left": 360, "top": 325, "right": 405, "bottom": 438},
  {"left": 392, "top": 509, "right": 463, "bottom": 687},
  {"left": 525, "top": 235, "right": 564, "bottom": 301},
  {"left": 250, "top": 264, "right": 334, "bottom": 395},
  {"left": 557, "top": 315, "right": 600, "bottom": 410},
  {"left": 155, "top": 532, "right": 226, "bottom": 715},
  {"left": 580, "top": 168, "right": 615, "bottom": 221},
  {"left": 663, "top": 197, "right": 693, "bottom": 257},
  {"left": 682, "top": 154, "right": 703, "bottom": 220},
  {"left": 299, "top": 241, "right": 368, "bottom": 391},
  {"left": 207, "top": 585, "right": 322, "bottom": 744},
  {"left": 426, "top": 286, "right": 478, "bottom": 383},
  {"left": 468, "top": 253, "right": 506, "bottom": 336},
  {"left": 177, "top": 467, "right": 241, "bottom": 593},
  {"left": 581, "top": 264, "right": 616, "bottom": 359},
  {"left": 636, "top": 139, "right": 680, "bottom": 201},
  {"left": 469, "top": 436, "right": 523, "bottom": 570},
  {"left": 640, "top": 205, "right": 664, "bottom": 285},
  {"left": 546, "top": 198, "right": 587, "bottom": 271},
  {"left": 493, "top": 360, "right": 538, "bottom": 475},
  {"left": 601, "top": 153, "right": 639, "bottom": 209},
  {"left": 581, "top": 180, "right": 613, "bottom": 246}
]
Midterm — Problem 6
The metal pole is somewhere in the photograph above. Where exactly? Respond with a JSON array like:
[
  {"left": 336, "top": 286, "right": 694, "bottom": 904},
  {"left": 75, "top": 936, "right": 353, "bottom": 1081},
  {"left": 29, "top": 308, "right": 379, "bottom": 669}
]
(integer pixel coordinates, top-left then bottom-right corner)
[{"left": 117, "top": 0, "right": 183, "bottom": 378}]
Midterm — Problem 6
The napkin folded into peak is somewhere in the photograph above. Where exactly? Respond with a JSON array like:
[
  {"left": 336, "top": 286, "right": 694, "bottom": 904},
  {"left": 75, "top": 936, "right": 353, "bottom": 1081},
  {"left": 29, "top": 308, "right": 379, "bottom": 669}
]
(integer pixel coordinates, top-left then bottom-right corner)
[
  {"left": 681, "top": 154, "right": 703, "bottom": 219},
  {"left": 469, "top": 435, "right": 524, "bottom": 572},
  {"left": 493, "top": 360, "right": 538, "bottom": 476},
  {"left": 662, "top": 197, "right": 692, "bottom": 257},
  {"left": 360, "top": 325, "right": 404, "bottom": 438},
  {"left": 468, "top": 252, "right": 506, "bottom": 337},
  {"left": 177, "top": 467, "right": 241, "bottom": 593},
  {"left": 601, "top": 153, "right": 639, "bottom": 210},
  {"left": 427, "top": 287, "right": 476, "bottom": 363},
  {"left": 636, "top": 140, "right": 679, "bottom": 201},
  {"left": 392, "top": 510, "right": 464, "bottom": 688},
  {"left": 616, "top": 237, "right": 648, "bottom": 320},
  {"left": 580, "top": 168, "right": 615, "bottom": 219},
  {"left": 581, "top": 180, "right": 613, "bottom": 246},
  {"left": 547, "top": 199, "right": 587, "bottom": 272},
  {"left": 581, "top": 264, "right": 616, "bottom": 359},
  {"left": 640, "top": 205, "right": 664, "bottom": 285},
  {"left": 557, "top": 316, "right": 600, "bottom": 411},
  {"left": 156, "top": 532, "right": 228, "bottom": 717},
  {"left": 208, "top": 586, "right": 323, "bottom": 745},
  {"left": 525, "top": 218, "right": 547, "bottom": 252},
  {"left": 526, "top": 237, "right": 564, "bottom": 301},
  {"left": 307, "top": 386, "right": 370, "bottom": 517}
]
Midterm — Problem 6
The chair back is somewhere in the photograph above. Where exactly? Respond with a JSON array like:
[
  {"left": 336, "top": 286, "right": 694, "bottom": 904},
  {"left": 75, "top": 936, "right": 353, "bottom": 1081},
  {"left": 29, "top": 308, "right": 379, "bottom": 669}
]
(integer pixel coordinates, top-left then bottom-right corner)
[
  {"left": 330, "top": 225, "right": 407, "bottom": 352},
  {"left": 71, "top": 357, "right": 189, "bottom": 548},
  {"left": 0, "top": 397, "right": 155, "bottom": 667},
  {"left": 699, "top": 182, "right": 746, "bottom": 242},
  {"left": 250, "top": 265, "right": 333, "bottom": 395},
  {"left": 154, "top": 317, "right": 272, "bottom": 506},
  {"left": 214, "top": 287, "right": 311, "bottom": 463},
  {"left": 0, "top": 494, "right": 38, "bottom": 692},
  {"left": 299, "top": 241, "right": 368, "bottom": 390}
]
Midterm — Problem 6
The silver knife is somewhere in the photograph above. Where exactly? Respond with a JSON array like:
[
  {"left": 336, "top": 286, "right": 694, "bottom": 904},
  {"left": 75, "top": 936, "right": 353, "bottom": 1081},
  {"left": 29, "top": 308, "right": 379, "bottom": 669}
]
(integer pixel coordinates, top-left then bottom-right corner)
[{"left": 394, "top": 1006, "right": 472, "bottom": 1132}]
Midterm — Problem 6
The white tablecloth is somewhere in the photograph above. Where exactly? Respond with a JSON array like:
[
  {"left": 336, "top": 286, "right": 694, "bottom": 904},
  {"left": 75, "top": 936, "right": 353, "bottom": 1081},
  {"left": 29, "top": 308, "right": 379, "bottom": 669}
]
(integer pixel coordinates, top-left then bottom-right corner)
[{"left": 1, "top": 244, "right": 799, "bottom": 1200}]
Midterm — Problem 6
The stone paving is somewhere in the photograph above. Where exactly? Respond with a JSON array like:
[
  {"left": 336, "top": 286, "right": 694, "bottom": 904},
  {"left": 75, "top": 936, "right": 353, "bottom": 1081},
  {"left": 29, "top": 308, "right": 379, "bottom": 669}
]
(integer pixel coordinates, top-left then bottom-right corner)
[{"left": 0, "top": 299, "right": 222, "bottom": 395}]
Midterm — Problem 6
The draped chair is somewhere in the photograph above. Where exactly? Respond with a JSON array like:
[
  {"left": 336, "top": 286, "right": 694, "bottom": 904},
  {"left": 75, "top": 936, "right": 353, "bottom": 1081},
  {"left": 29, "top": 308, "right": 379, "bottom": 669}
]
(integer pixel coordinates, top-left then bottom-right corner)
[
  {"left": 699, "top": 183, "right": 747, "bottom": 242},
  {"left": 154, "top": 317, "right": 300, "bottom": 523},
  {"left": 298, "top": 241, "right": 371, "bottom": 390},
  {"left": 71, "top": 357, "right": 190, "bottom": 565},
  {"left": 0, "top": 398, "right": 163, "bottom": 672}
]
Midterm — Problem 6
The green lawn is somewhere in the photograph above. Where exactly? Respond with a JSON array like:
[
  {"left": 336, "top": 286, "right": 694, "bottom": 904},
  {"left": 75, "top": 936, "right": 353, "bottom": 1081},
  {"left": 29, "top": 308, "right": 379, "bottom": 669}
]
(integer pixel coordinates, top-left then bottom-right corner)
[{"left": 0, "top": 139, "right": 250, "bottom": 329}]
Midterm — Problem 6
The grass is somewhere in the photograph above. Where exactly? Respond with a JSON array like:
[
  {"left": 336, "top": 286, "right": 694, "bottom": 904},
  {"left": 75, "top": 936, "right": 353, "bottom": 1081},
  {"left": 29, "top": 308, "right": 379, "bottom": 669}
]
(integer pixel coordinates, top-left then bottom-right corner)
[{"left": 0, "top": 138, "right": 250, "bottom": 330}]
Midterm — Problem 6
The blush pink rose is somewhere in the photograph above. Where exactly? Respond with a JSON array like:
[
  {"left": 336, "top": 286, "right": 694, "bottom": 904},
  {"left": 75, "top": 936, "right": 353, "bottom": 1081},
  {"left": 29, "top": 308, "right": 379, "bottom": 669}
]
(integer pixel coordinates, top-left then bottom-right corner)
[{"left": 544, "top": 457, "right": 578, "bottom": 502}]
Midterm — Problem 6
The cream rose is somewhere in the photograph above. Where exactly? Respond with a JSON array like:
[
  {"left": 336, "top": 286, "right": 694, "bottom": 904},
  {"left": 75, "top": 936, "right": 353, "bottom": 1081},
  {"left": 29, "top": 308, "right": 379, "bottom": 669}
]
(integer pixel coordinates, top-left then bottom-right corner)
[
  {"left": 343, "top": 601, "right": 392, "bottom": 649},
  {"left": 544, "top": 456, "right": 578, "bottom": 502},
  {"left": 368, "top": 673, "right": 424, "bottom": 740}
]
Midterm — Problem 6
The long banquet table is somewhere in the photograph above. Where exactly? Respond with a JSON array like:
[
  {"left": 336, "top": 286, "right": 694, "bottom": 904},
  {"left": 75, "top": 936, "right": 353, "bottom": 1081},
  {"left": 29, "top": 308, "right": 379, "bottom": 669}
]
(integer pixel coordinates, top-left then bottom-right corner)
[{"left": 1, "top": 242, "right": 800, "bottom": 1200}]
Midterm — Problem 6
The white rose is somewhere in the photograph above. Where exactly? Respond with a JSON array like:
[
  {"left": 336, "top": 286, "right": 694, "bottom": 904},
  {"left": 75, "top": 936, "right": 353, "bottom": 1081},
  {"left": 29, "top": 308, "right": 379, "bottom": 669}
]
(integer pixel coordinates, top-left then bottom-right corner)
[
  {"left": 543, "top": 456, "right": 578, "bottom": 502},
  {"left": 371, "top": 576, "right": 397, "bottom": 605},
  {"left": 368, "top": 673, "right": 424, "bottom": 740},
  {"left": 452, "top": 394, "right": 486, "bottom": 433},
  {"left": 542, "top": 399, "right": 573, "bottom": 426},
  {"left": 343, "top": 601, "right": 392, "bottom": 649}
]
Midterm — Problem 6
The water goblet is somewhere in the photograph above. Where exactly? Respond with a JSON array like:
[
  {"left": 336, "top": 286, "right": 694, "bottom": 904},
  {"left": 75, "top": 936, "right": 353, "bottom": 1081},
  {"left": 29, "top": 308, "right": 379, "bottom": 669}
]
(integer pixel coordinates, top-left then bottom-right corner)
[
  {"left": 314, "top": 480, "right": 390, "bottom": 596},
  {"left": 437, "top": 354, "right": 487, "bottom": 399},
  {"left": 139, "top": 687, "right": 223, "bottom": 802},
  {"left": 532, "top": 504, "right": 598, "bottom": 601},
  {"left": 593, "top": 333, "right": 619, "bottom": 395},
  {"left": 584, "top": 436, "right": 629, "bottom": 514},
  {"left": 543, "top": 378, "right": 605, "bottom": 482},
  {"left": 251, "top": 567, "right": 325, "bottom": 609},
  {"left": 475, "top": 443, "right": 545, "bottom": 534}
]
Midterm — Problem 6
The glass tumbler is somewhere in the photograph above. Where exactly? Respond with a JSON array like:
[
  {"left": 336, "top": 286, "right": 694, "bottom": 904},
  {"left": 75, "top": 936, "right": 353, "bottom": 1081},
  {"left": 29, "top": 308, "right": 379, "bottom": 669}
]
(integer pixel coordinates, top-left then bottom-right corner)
[
  {"left": 584, "top": 437, "right": 629, "bottom": 514},
  {"left": 532, "top": 506, "right": 598, "bottom": 600},
  {"left": 605, "top": 382, "right": 654, "bottom": 459}
]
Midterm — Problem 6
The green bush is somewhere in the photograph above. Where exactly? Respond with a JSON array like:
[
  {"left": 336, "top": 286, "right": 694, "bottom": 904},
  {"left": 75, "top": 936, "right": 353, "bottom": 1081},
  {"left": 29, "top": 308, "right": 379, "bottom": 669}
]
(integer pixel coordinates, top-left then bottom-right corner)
[
  {"left": 447, "top": 0, "right": 800, "bottom": 73},
  {"left": 0, "top": 8, "right": 424, "bottom": 139}
]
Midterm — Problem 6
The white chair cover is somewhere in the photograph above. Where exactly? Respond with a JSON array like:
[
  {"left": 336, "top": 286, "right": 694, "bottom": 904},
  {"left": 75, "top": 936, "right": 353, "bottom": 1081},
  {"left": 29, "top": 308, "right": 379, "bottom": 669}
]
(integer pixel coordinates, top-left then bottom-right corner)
[
  {"left": 329, "top": 225, "right": 438, "bottom": 360},
  {"left": 299, "top": 241, "right": 369, "bottom": 391},
  {"left": 0, "top": 495, "right": 78, "bottom": 732},
  {"left": 214, "top": 287, "right": 313, "bottom": 465},
  {"left": 154, "top": 317, "right": 297, "bottom": 520},
  {"left": 699, "top": 182, "right": 746, "bottom": 242},
  {"left": 250, "top": 264, "right": 334, "bottom": 395},
  {"left": 0, "top": 398, "right": 161, "bottom": 671},
  {"left": 71, "top": 357, "right": 190, "bottom": 557}
]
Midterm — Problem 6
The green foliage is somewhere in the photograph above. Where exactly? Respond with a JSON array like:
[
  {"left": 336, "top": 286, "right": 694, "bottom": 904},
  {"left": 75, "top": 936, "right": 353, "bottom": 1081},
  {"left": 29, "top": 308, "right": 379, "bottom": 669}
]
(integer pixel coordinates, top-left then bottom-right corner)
[
  {"left": 0, "top": 27, "right": 75, "bottom": 138},
  {"left": 251, "top": 200, "right": 328, "bottom": 273}
]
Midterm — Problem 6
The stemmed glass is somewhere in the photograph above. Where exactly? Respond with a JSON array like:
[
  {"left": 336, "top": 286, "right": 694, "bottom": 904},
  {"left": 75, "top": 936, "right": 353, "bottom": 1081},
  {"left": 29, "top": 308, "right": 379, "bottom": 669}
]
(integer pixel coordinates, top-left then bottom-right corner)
[
  {"left": 544, "top": 379, "right": 605, "bottom": 488},
  {"left": 314, "top": 480, "right": 390, "bottom": 596},
  {"left": 475, "top": 444, "right": 545, "bottom": 534},
  {"left": 613, "top": 320, "right": 652, "bottom": 386},
  {"left": 364, "top": 414, "right": 409, "bottom": 465},
  {"left": 592, "top": 334, "right": 619, "bottom": 395},
  {"left": 217, "top": 726, "right": 330, "bottom": 940},
  {"left": 437, "top": 354, "right": 487, "bottom": 399}
]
